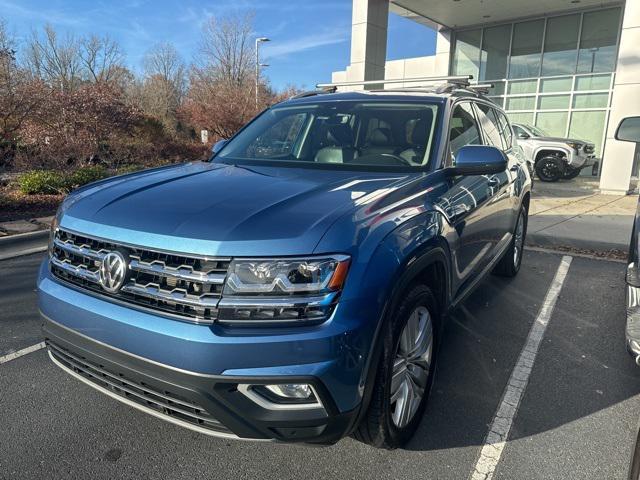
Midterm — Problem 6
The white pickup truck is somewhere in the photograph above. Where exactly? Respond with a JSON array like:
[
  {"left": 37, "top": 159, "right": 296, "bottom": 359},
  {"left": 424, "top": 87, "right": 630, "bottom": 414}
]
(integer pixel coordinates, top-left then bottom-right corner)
[{"left": 512, "top": 123, "right": 598, "bottom": 182}]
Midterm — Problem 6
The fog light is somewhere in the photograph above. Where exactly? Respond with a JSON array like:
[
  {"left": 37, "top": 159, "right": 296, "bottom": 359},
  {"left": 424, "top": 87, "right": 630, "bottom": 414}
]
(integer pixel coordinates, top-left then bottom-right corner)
[
  {"left": 264, "top": 384, "right": 313, "bottom": 400},
  {"left": 238, "top": 383, "right": 324, "bottom": 410}
]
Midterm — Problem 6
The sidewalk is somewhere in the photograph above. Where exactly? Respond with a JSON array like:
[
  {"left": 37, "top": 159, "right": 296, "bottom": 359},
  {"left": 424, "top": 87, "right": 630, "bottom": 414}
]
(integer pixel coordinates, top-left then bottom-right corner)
[
  {"left": 0, "top": 216, "right": 54, "bottom": 237},
  {"left": 527, "top": 178, "right": 636, "bottom": 253}
]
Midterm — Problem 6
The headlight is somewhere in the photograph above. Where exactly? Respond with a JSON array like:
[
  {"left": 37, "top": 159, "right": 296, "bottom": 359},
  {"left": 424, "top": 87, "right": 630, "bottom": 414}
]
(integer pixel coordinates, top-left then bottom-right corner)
[
  {"left": 566, "top": 142, "right": 582, "bottom": 151},
  {"left": 224, "top": 255, "right": 350, "bottom": 295},
  {"left": 219, "top": 255, "right": 350, "bottom": 325}
]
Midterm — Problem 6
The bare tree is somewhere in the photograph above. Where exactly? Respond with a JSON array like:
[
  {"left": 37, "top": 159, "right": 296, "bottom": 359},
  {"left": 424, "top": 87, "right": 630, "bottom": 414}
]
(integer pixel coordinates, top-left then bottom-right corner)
[
  {"left": 143, "top": 42, "right": 186, "bottom": 98},
  {"left": 25, "top": 24, "right": 81, "bottom": 91},
  {"left": 198, "top": 12, "right": 254, "bottom": 85},
  {"left": 79, "top": 35, "right": 125, "bottom": 84},
  {"left": 140, "top": 42, "right": 186, "bottom": 133}
]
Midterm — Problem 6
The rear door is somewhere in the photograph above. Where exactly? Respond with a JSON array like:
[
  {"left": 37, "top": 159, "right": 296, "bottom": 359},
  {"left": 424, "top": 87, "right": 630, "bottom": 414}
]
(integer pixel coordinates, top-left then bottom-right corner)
[
  {"left": 474, "top": 102, "right": 519, "bottom": 242},
  {"left": 434, "top": 101, "right": 502, "bottom": 297}
]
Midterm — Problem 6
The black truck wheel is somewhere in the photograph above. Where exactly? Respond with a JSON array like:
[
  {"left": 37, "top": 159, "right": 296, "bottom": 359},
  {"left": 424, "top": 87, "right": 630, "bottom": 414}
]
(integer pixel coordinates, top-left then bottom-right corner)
[{"left": 535, "top": 154, "right": 565, "bottom": 182}]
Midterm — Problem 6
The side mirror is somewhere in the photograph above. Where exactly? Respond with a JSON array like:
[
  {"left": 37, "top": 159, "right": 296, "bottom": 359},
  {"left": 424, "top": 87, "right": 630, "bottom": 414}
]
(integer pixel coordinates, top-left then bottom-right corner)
[
  {"left": 518, "top": 132, "right": 530, "bottom": 140},
  {"left": 615, "top": 117, "right": 640, "bottom": 143},
  {"left": 448, "top": 145, "right": 508, "bottom": 176},
  {"left": 211, "top": 139, "right": 228, "bottom": 156}
]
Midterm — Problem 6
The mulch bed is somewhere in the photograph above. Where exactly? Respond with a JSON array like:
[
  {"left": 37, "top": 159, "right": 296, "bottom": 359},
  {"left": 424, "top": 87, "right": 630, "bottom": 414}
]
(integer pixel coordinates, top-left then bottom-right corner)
[{"left": 0, "top": 187, "right": 63, "bottom": 222}]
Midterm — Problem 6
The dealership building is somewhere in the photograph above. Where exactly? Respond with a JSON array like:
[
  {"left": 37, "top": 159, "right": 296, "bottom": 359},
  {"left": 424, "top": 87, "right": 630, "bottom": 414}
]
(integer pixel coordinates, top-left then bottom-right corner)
[{"left": 332, "top": 0, "right": 639, "bottom": 194}]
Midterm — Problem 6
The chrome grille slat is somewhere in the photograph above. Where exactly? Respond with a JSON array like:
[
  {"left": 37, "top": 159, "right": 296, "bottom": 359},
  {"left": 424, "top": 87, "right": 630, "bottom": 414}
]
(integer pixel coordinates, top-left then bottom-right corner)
[
  {"left": 50, "top": 228, "right": 229, "bottom": 323},
  {"left": 50, "top": 255, "right": 100, "bottom": 283},
  {"left": 121, "top": 283, "right": 220, "bottom": 309},
  {"left": 48, "top": 342, "right": 228, "bottom": 432},
  {"left": 54, "top": 237, "right": 107, "bottom": 261},
  {"left": 129, "top": 258, "right": 226, "bottom": 285}
]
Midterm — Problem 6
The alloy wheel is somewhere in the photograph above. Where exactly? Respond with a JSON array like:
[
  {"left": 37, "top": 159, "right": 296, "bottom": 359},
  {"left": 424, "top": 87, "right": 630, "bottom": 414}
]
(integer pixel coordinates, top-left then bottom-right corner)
[
  {"left": 513, "top": 211, "right": 525, "bottom": 267},
  {"left": 390, "top": 306, "right": 433, "bottom": 428}
]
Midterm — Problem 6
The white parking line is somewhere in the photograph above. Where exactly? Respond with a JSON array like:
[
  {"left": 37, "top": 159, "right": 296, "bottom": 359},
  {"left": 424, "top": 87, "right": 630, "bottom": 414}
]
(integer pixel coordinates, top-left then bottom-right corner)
[
  {"left": 470, "top": 255, "right": 573, "bottom": 480},
  {"left": 0, "top": 342, "right": 46, "bottom": 365}
]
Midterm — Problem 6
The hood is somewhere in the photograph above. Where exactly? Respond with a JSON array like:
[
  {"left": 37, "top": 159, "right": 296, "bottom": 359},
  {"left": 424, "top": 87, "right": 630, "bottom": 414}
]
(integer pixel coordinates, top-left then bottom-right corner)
[
  {"left": 60, "top": 162, "right": 415, "bottom": 257},
  {"left": 531, "top": 136, "right": 594, "bottom": 146}
]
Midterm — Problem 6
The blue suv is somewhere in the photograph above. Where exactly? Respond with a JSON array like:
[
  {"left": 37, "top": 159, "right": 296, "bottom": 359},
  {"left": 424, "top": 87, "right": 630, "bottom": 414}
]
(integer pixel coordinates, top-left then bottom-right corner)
[{"left": 38, "top": 78, "right": 531, "bottom": 448}]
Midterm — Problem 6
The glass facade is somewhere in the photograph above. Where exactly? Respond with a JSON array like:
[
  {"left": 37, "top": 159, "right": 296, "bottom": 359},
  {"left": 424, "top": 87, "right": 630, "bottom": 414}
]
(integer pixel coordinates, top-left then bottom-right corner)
[{"left": 452, "top": 7, "right": 622, "bottom": 173}]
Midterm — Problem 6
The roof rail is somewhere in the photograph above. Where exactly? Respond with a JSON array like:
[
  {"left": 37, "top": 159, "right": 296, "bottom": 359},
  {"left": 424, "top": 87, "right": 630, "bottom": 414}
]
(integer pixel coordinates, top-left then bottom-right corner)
[
  {"left": 316, "top": 75, "right": 472, "bottom": 89},
  {"left": 289, "top": 90, "right": 327, "bottom": 100},
  {"left": 468, "top": 83, "right": 494, "bottom": 95}
]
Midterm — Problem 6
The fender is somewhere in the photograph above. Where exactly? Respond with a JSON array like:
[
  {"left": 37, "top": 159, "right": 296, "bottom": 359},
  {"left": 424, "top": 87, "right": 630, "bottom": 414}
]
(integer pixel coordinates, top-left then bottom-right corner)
[
  {"left": 345, "top": 210, "right": 453, "bottom": 436},
  {"left": 532, "top": 146, "right": 571, "bottom": 163}
]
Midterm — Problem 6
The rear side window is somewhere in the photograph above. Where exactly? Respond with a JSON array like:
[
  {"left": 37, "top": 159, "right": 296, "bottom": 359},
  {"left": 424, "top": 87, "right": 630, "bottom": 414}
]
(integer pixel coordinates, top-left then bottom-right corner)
[
  {"left": 475, "top": 103, "right": 504, "bottom": 150},
  {"left": 449, "top": 102, "right": 482, "bottom": 156},
  {"left": 497, "top": 112, "right": 513, "bottom": 149}
]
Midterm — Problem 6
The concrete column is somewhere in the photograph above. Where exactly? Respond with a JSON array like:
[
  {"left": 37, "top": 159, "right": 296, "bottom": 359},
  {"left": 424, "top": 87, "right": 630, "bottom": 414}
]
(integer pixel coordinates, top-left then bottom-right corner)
[
  {"left": 433, "top": 28, "right": 452, "bottom": 76},
  {"left": 347, "top": 0, "right": 389, "bottom": 89},
  {"left": 599, "top": 0, "right": 640, "bottom": 194}
]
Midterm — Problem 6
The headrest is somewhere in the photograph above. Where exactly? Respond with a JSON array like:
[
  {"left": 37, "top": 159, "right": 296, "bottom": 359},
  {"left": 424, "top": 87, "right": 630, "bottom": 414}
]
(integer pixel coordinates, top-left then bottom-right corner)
[
  {"left": 410, "top": 109, "right": 434, "bottom": 146},
  {"left": 368, "top": 127, "right": 393, "bottom": 146},
  {"left": 327, "top": 124, "right": 354, "bottom": 146}
]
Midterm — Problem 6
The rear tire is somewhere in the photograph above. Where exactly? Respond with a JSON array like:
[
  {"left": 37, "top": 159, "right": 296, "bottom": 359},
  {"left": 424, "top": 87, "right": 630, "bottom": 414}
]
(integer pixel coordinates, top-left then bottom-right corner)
[
  {"left": 493, "top": 205, "right": 527, "bottom": 277},
  {"left": 354, "top": 284, "right": 438, "bottom": 449},
  {"left": 535, "top": 154, "right": 564, "bottom": 182}
]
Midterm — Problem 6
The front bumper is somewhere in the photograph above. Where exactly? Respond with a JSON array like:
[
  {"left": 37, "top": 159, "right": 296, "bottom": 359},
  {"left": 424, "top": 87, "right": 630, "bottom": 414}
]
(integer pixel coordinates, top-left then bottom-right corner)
[
  {"left": 38, "top": 259, "right": 373, "bottom": 443},
  {"left": 43, "top": 315, "right": 358, "bottom": 443}
]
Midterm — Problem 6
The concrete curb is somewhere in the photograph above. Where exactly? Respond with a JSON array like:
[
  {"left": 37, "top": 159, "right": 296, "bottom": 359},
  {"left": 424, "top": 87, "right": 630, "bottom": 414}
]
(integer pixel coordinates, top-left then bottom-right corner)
[
  {"left": 0, "top": 230, "right": 49, "bottom": 261},
  {"left": 526, "top": 232, "right": 627, "bottom": 254}
]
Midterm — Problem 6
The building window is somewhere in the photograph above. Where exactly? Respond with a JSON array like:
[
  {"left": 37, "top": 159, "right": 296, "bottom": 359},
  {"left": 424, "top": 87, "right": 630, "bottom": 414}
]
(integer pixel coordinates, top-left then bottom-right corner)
[
  {"left": 453, "top": 29, "right": 481, "bottom": 79},
  {"left": 451, "top": 7, "right": 621, "bottom": 176},
  {"left": 508, "top": 19, "right": 544, "bottom": 79},
  {"left": 577, "top": 8, "right": 621, "bottom": 73},
  {"left": 541, "top": 14, "right": 580, "bottom": 76},
  {"left": 480, "top": 24, "right": 511, "bottom": 81}
]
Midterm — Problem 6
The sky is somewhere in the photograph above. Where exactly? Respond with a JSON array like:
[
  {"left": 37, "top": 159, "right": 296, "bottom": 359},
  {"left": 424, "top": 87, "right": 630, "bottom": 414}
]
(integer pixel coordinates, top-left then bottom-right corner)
[{"left": 0, "top": 0, "right": 437, "bottom": 90}]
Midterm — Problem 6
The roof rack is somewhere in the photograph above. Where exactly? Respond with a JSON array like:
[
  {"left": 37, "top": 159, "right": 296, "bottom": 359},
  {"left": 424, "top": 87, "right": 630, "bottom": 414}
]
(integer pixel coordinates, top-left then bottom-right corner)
[
  {"left": 468, "top": 83, "right": 494, "bottom": 95},
  {"left": 316, "top": 75, "right": 472, "bottom": 90}
]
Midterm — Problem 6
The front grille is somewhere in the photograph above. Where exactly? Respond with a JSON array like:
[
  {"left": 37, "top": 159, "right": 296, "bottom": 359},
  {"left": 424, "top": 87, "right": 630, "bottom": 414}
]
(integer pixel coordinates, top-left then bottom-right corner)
[
  {"left": 47, "top": 341, "right": 230, "bottom": 435},
  {"left": 50, "top": 228, "right": 230, "bottom": 324},
  {"left": 583, "top": 144, "right": 595, "bottom": 154}
]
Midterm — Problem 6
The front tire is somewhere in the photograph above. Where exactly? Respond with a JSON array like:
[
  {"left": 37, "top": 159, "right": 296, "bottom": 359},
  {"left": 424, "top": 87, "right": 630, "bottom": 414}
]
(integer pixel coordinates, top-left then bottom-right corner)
[
  {"left": 354, "top": 285, "right": 438, "bottom": 449},
  {"left": 493, "top": 205, "right": 527, "bottom": 277},
  {"left": 535, "top": 154, "right": 565, "bottom": 182}
]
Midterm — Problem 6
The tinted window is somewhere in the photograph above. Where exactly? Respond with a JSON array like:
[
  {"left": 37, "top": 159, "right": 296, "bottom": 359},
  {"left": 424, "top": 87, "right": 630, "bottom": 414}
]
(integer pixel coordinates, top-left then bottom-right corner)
[
  {"left": 475, "top": 103, "right": 504, "bottom": 149},
  {"left": 497, "top": 112, "right": 513, "bottom": 149},
  {"left": 449, "top": 103, "right": 482, "bottom": 156}
]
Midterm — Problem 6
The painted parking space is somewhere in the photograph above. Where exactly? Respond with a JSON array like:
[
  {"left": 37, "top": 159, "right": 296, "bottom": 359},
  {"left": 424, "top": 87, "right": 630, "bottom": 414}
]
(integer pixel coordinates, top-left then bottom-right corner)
[{"left": 0, "top": 251, "right": 636, "bottom": 480}]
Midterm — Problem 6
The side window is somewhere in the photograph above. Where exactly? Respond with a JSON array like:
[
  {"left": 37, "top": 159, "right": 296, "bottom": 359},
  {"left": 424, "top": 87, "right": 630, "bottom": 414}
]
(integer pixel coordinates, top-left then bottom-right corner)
[
  {"left": 512, "top": 124, "right": 525, "bottom": 140},
  {"left": 497, "top": 113, "right": 513, "bottom": 150},
  {"left": 449, "top": 102, "right": 482, "bottom": 156},
  {"left": 475, "top": 103, "right": 504, "bottom": 150}
]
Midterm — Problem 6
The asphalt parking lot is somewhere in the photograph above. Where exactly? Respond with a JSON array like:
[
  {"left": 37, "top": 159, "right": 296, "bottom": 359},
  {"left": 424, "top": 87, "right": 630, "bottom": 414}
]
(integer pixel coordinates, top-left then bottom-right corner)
[{"left": 1, "top": 250, "right": 639, "bottom": 480}]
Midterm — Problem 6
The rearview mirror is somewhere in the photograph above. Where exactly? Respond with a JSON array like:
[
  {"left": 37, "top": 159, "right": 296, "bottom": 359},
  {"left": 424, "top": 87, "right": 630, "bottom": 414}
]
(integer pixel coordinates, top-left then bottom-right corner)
[
  {"left": 211, "top": 139, "right": 228, "bottom": 156},
  {"left": 448, "top": 145, "right": 508, "bottom": 176},
  {"left": 615, "top": 117, "right": 640, "bottom": 143},
  {"left": 518, "top": 132, "right": 530, "bottom": 140}
]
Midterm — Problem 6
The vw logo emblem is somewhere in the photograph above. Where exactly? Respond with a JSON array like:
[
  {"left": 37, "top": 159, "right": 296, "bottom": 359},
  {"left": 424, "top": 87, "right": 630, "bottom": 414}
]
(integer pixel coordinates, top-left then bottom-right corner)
[{"left": 99, "top": 251, "right": 128, "bottom": 293}]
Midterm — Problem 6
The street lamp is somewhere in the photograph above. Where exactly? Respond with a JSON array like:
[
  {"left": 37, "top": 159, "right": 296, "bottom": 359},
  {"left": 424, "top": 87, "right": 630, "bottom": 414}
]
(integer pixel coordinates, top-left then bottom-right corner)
[{"left": 255, "top": 37, "right": 270, "bottom": 108}]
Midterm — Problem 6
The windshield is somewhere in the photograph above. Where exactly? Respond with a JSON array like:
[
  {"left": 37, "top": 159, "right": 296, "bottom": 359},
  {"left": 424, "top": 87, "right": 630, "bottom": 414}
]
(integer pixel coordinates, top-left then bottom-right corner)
[
  {"left": 215, "top": 101, "right": 440, "bottom": 170},
  {"left": 524, "top": 124, "right": 549, "bottom": 137}
]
